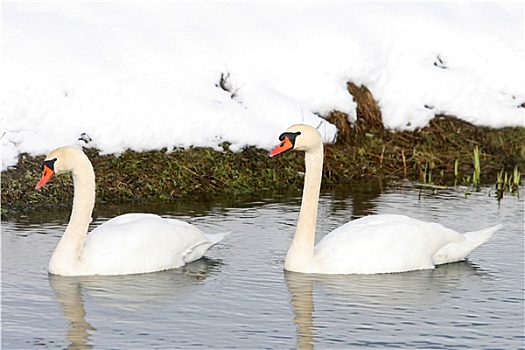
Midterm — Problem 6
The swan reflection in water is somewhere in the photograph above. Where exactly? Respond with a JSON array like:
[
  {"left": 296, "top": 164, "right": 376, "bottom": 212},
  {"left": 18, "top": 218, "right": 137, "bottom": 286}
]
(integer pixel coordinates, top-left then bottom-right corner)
[
  {"left": 284, "top": 261, "right": 491, "bottom": 350},
  {"left": 48, "top": 258, "right": 221, "bottom": 350}
]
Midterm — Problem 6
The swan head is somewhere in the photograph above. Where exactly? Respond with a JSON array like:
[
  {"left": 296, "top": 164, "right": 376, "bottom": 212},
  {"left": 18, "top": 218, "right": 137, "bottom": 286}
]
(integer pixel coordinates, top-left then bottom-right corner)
[
  {"left": 269, "top": 124, "right": 322, "bottom": 157},
  {"left": 36, "top": 147, "right": 87, "bottom": 189}
]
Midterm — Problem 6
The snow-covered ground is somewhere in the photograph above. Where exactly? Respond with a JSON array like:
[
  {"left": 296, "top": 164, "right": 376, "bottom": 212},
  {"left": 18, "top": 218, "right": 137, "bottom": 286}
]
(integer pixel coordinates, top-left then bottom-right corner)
[{"left": 2, "top": 2, "right": 523, "bottom": 170}]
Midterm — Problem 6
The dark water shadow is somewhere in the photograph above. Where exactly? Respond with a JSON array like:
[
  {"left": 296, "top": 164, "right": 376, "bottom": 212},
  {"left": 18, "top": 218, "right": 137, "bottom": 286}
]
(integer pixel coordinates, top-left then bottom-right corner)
[{"left": 323, "top": 180, "right": 385, "bottom": 219}]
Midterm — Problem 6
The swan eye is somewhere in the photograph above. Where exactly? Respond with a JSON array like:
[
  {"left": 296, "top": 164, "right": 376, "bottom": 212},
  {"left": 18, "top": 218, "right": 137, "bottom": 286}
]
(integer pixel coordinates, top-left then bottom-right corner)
[
  {"left": 42, "top": 158, "right": 57, "bottom": 171},
  {"left": 278, "top": 131, "right": 301, "bottom": 142}
]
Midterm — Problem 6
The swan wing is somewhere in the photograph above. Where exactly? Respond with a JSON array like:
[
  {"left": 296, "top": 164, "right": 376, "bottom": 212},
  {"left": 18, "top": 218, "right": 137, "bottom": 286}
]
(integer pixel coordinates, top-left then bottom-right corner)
[
  {"left": 81, "top": 214, "right": 214, "bottom": 275},
  {"left": 314, "top": 214, "right": 465, "bottom": 274}
]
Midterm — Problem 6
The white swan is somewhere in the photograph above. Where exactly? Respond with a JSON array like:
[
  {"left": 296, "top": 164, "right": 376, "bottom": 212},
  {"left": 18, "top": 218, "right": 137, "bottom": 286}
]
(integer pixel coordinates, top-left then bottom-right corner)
[
  {"left": 36, "top": 146, "right": 229, "bottom": 276},
  {"left": 270, "top": 124, "right": 502, "bottom": 274}
]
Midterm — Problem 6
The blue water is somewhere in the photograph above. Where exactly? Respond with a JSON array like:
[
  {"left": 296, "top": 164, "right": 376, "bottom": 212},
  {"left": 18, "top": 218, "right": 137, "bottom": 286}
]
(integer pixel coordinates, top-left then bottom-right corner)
[{"left": 2, "top": 182, "right": 524, "bottom": 349}]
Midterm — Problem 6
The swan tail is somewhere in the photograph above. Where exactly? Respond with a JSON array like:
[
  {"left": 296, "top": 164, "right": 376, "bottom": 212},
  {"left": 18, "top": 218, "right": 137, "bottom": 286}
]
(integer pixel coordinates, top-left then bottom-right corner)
[
  {"left": 205, "top": 231, "right": 231, "bottom": 246},
  {"left": 464, "top": 224, "right": 502, "bottom": 248},
  {"left": 433, "top": 224, "right": 502, "bottom": 265},
  {"left": 182, "top": 231, "right": 231, "bottom": 264}
]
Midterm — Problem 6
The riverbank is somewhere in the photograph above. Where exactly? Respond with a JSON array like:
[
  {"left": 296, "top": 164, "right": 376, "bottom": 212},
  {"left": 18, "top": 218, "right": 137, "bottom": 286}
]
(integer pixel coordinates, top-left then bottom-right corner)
[{"left": 2, "top": 83, "right": 524, "bottom": 209}]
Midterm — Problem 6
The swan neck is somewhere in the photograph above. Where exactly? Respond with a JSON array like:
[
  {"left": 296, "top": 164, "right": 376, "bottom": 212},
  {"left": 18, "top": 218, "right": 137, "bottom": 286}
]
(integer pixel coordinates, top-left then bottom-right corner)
[
  {"left": 70, "top": 164, "right": 96, "bottom": 230},
  {"left": 69, "top": 168, "right": 95, "bottom": 233},
  {"left": 49, "top": 156, "right": 95, "bottom": 274},
  {"left": 286, "top": 143, "right": 323, "bottom": 269}
]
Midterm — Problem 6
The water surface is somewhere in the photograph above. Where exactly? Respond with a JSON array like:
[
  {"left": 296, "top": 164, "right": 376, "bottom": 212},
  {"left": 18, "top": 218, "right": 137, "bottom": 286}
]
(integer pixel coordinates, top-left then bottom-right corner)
[{"left": 2, "top": 182, "right": 524, "bottom": 349}]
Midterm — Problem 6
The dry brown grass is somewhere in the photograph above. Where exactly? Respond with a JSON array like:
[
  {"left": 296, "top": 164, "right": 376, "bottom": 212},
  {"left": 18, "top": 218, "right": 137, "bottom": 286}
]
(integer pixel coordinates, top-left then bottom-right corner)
[{"left": 2, "top": 82, "right": 524, "bottom": 210}]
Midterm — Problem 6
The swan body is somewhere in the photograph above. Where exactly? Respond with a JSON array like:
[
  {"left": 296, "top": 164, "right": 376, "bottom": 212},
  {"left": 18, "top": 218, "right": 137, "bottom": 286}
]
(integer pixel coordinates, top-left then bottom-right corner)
[
  {"left": 270, "top": 124, "right": 501, "bottom": 274},
  {"left": 36, "top": 146, "right": 229, "bottom": 276}
]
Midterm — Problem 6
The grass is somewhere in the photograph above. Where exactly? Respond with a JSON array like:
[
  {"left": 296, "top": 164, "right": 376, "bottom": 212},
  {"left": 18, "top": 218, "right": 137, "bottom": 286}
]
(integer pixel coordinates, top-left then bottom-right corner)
[
  {"left": 1, "top": 145, "right": 305, "bottom": 209},
  {"left": 325, "top": 83, "right": 525, "bottom": 187},
  {"left": 495, "top": 166, "right": 521, "bottom": 202},
  {"left": 2, "top": 82, "right": 524, "bottom": 211},
  {"left": 472, "top": 145, "right": 481, "bottom": 187}
]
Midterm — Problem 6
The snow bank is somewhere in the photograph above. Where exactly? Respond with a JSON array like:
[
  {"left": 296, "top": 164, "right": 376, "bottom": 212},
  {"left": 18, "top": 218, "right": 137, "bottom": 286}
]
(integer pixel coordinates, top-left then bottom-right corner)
[{"left": 2, "top": 2, "right": 523, "bottom": 170}]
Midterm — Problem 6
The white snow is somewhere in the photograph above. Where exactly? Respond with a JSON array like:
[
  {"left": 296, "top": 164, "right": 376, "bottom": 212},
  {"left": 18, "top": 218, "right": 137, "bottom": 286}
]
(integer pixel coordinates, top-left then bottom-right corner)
[{"left": 2, "top": 2, "right": 524, "bottom": 170}]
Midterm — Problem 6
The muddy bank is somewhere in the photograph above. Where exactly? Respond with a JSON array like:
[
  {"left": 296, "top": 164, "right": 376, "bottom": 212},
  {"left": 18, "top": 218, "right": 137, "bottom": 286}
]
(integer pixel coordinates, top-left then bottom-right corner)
[{"left": 2, "top": 83, "right": 524, "bottom": 209}]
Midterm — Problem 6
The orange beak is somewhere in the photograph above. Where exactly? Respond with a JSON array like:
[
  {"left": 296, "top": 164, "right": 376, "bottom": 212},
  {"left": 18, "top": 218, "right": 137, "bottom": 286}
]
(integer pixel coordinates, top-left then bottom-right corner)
[
  {"left": 36, "top": 165, "right": 55, "bottom": 189},
  {"left": 269, "top": 136, "right": 294, "bottom": 157}
]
